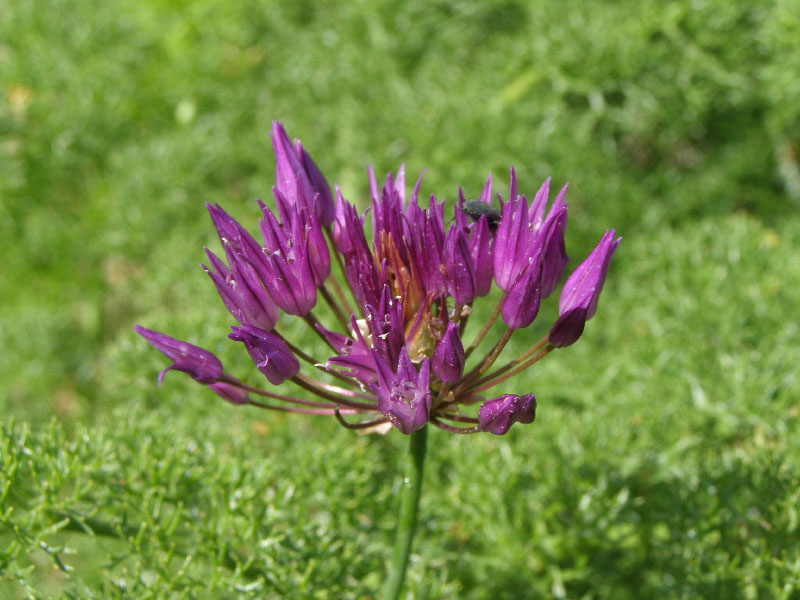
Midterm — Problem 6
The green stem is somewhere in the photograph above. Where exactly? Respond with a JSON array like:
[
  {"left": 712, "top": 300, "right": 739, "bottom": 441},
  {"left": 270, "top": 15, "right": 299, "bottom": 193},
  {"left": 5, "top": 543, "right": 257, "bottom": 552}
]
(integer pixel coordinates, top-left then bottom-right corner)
[{"left": 383, "top": 426, "right": 428, "bottom": 600}]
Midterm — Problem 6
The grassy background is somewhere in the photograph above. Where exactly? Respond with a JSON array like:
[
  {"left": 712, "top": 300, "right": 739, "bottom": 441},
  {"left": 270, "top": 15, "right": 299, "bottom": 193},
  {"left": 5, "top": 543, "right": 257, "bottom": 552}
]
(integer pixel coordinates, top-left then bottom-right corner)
[{"left": 2, "top": 0, "right": 800, "bottom": 597}]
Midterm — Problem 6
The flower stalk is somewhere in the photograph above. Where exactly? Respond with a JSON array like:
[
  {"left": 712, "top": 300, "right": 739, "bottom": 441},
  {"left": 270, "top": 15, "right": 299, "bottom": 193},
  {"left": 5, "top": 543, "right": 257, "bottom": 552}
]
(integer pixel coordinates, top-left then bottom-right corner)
[{"left": 382, "top": 426, "right": 428, "bottom": 600}]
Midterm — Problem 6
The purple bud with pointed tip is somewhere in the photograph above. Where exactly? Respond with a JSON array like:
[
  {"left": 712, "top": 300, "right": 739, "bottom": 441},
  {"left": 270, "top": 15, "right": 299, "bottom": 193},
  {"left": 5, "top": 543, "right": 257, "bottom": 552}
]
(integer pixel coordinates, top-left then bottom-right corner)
[
  {"left": 549, "top": 230, "right": 620, "bottom": 347},
  {"left": 432, "top": 322, "right": 465, "bottom": 383},
  {"left": 256, "top": 199, "right": 320, "bottom": 316},
  {"left": 493, "top": 194, "right": 531, "bottom": 291},
  {"left": 271, "top": 122, "right": 314, "bottom": 204},
  {"left": 135, "top": 326, "right": 223, "bottom": 385},
  {"left": 469, "top": 215, "right": 494, "bottom": 297},
  {"left": 203, "top": 248, "right": 279, "bottom": 331},
  {"left": 501, "top": 252, "right": 543, "bottom": 329},
  {"left": 538, "top": 186, "right": 569, "bottom": 298},
  {"left": 209, "top": 381, "right": 249, "bottom": 405},
  {"left": 478, "top": 393, "right": 536, "bottom": 435},
  {"left": 229, "top": 325, "right": 300, "bottom": 385},
  {"left": 295, "top": 139, "right": 334, "bottom": 227},
  {"left": 271, "top": 121, "right": 334, "bottom": 228},
  {"left": 443, "top": 224, "right": 476, "bottom": 304},
  {"left": 494, "top": 176, "right": 568, "bottom": 296}
]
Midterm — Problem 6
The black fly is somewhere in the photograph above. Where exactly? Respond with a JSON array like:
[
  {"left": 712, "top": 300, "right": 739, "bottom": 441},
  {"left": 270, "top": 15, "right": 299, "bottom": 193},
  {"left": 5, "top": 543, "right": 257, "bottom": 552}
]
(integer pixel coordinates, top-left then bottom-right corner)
[{"left": 461, "top": 199, "right": 501, "bottom": 231}]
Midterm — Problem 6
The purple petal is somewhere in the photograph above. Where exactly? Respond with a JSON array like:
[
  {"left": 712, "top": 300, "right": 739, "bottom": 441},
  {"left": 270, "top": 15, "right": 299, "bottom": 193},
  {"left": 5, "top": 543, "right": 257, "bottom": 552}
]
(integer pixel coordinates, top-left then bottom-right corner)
[
  {"left": 203, "top": 248, "right": 279, "bottom": 331},
  {"left": 135, "top": 326, "right": 223, "bottom": 385}
]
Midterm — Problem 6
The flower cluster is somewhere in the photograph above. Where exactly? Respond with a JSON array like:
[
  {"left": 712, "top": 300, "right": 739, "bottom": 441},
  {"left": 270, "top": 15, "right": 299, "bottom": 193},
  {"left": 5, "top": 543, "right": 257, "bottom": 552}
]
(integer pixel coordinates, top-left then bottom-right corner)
[{"left": 137, "top": 122, "right": 620, "bottom": 435}]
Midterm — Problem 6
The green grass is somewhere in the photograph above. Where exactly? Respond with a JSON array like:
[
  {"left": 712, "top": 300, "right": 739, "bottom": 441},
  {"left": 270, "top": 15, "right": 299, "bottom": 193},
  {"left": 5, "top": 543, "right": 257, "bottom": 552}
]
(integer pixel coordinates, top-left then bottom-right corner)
[{"left": 2, "top": 0, "right": 800, "bottom": 597}]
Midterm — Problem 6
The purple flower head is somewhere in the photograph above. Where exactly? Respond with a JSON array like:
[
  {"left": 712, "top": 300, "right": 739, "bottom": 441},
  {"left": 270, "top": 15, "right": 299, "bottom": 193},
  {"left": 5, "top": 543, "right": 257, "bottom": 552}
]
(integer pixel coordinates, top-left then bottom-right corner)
[
  {"left": 549, "top": 230, "right": 621, "bottom": 348},
  {"left": 139, "top": 125, "right": 620, "bottom": 437},
  {"left": 432, "top": 321, "right": 465, "bottom": 383},
  {"left": 209, "top": 381, "right": 249, "bottom": 405},
  {"left": 373, "top": 348, "right": 432, "bottom": 434},
  {"left": 135, "top": 326, "right": 223, "bottom": 385},
  {"left": 228, "top": 325, "right": 299, "bottom": 385},
  {"left": 271, "top": 121, "right": 334, "bottom": 227},
  {"left": 478, "top": 394, "right": 536, "bottom": 435}
]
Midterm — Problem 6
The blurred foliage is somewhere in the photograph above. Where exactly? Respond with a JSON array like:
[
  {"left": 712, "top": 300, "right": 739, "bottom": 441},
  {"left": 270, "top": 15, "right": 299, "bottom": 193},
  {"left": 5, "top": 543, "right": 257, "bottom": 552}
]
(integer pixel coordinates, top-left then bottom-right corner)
[{"left": 1, "top": 0, "right": 799, "bottom": 597}]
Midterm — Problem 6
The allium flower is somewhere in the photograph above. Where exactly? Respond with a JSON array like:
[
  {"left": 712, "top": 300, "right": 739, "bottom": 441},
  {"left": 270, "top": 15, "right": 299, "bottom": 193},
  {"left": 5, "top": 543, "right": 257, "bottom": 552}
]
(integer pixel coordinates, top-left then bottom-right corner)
[{"left": 137, "top": 122, "right": 620, "bottom": 436}]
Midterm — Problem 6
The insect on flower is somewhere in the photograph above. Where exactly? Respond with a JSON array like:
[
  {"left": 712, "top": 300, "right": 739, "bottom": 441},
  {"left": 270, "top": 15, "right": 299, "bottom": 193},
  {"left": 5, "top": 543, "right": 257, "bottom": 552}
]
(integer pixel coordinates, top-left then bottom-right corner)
[
  {"left": 137, "top": 122, "right": 620, "bottom": 436},
  {"left": 461, "top": 198, "right": 501, "bottom": 230}
]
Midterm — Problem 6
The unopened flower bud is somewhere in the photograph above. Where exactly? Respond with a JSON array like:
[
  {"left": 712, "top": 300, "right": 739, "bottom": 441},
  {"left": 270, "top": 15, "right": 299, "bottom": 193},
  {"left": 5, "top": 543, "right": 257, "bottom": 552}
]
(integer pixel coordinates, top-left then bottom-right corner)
[
  {"left": 549, "top": 230, "right": 620, "bottom": 347},
  {"left": 432, "top": 322, "right": 465, "bottom": 383},
  {"left": 135, "top": 326, "right": 223, "bottom": 385},
  {"left": 478, "top": 394, "right": 536, "bottom": 435},
  {"left": 229, "top": 325, "right": 300, "bottom": 385}
]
